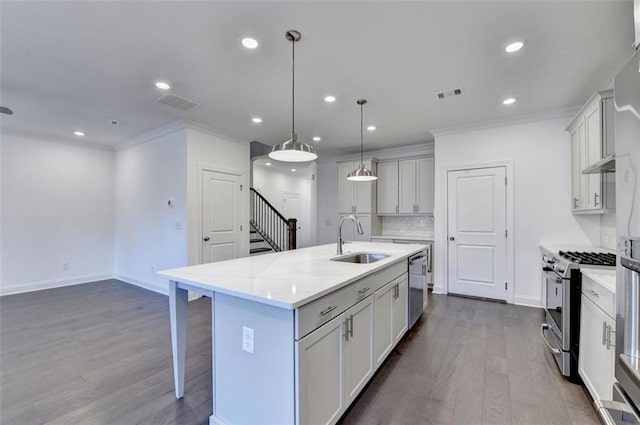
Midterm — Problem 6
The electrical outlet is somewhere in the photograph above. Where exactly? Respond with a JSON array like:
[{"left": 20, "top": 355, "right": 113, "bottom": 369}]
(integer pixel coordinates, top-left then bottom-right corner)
[
  {"left": 62, "top": 262, "right": 70, "bottom": 271},
  {"left": 151, "top": 265, "right": 155, "bottom": 274},
  {"left": 242, "top": 326, "right": 254, "bottom": 354},
  {"left": 175, "top": 221, "right": 182, "bottom": 230}
]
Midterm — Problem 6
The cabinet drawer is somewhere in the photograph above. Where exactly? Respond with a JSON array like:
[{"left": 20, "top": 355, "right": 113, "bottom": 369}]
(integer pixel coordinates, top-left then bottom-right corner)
[
  {"left": 582, "top": 275, "right": 615, "bottom": 318},
  {"left": 295, "top": 262, "right": 406, "bottom": 340}
]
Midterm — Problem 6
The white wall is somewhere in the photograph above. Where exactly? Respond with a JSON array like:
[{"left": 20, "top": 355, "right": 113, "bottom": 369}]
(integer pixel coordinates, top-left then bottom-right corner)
[
  {"left": 433, "top": 117, "right": 601, "bottom": 307},
  {"left": 1, "top": 134, "right": 115, "bottom": 295},
  {"left": 114, "top": 128, "right": 188, "bottom": 294},
  {"left": 252, "top": 163, "right": 315, "bottom": 248},
  {"left": 186, "top": 126, "right": 250, "bottom": 265},
  {"left": 316, "top": 143, "right": 434, "bottom": 245}
]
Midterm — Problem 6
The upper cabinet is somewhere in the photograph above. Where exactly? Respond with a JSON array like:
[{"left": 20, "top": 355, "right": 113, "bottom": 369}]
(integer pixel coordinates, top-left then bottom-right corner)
[
  {"left": 377, "top": 157, "right": 434, "bottom": 215},
  {"left": 567, "top": 90, "right": 614, "bottom": 214},
  {"left": 338, "top": 160, "right": 378, "bottom": 214}
]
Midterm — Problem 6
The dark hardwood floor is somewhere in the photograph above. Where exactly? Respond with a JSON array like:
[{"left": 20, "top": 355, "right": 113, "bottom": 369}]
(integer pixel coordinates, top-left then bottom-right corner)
[{"left": 0, "top": 280, "right": 598, "bottom": 425}]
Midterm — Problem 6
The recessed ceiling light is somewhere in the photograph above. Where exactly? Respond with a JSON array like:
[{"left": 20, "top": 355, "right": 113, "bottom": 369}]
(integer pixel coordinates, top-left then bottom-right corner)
[
  {"left": 505, "top": 41, "right": 525, "bottom": 53},
  {"left": 155, "top": 81, "right": 171, "bottom": 90},
  {"left": 242, "top": 37, "right": 259, "bottom": 49},
  {"left": 265, "top": 162, "right": 271, "bottom": 166},
  {"left": 73, "top": 131, "right": 85, "bottom": 136},
  {"left": 324, "top": 96, "right": 336, "bottom": 103},
  {"left": 367, "top": 125, "right": 376, "bottom": 131},
  {"left": 252, "top": 117, "right": 262, "bottom": 123},
  {"left": 503, "top": 97, "right": 516, "bottom": 105},
  {"left": 313, "top": 136, "right": 321, "bottom": 142},
  {"left": 291, "top": 168, "right": 296, "bottom": 172}
]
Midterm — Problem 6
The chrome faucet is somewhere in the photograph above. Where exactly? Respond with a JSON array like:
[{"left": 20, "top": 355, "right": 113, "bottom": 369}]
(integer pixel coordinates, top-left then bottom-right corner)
[{"left": 337, "top": 215, "right": 364, "bottom": 255}]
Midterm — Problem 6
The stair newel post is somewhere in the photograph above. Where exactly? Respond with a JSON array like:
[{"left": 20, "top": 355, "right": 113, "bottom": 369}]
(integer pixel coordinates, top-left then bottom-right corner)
[{"left": 287, "top": 218, "right": 297, "bottom": 250}]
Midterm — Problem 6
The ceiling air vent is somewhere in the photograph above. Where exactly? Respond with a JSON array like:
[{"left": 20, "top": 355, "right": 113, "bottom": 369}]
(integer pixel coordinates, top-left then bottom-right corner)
[
  {"left": 157, "top": 93, "right": 199, "bottom": 111},
  {"left": 436, "top": 87, "right": 464, "bottom": 100}
]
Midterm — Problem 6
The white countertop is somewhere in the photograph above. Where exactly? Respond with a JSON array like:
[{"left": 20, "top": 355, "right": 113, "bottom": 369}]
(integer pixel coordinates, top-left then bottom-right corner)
[
  {"left": 371, "top": 235, "right": 434, "bottom": 241},
  {"left": 582, "top": 267, "right": 616, "bottom": 294},
  {"left": 158, "top": 242, "right": 425, "bottom": 309}
]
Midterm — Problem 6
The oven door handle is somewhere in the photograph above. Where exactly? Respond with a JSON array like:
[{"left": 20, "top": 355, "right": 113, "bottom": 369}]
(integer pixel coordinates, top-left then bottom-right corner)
[{"left": 540, "top": 323, "right": 562, "bottom": 354}]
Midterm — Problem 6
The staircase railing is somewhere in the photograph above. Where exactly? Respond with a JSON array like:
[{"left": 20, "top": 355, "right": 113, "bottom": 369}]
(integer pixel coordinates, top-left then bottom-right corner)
[{"left": 250, "top": 188, "right": 297, "bottom": 251}]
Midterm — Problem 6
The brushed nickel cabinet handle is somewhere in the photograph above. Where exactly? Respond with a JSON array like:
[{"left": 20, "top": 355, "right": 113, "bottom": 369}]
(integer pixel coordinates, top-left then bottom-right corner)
[
  {"left": 320, "top": 305, "right": 338, "bottom": 316},
  {"left": 606, "top": 324, "right": 616, "bottom": 350},
  {"left": 594, "top": 192, "right": 600, "bottom": 206},
  {"left": 602, "top": 321, "right": 608, "bottom": 345},
  {"left": 358, "top": 287, "right": 370, "bottom": 294}
]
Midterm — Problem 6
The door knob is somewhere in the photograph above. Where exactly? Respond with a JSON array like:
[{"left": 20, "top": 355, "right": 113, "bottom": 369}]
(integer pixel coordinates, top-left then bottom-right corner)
[
  {"left": 203, "top": 236, "right": 210, "bottom": 242},
  {"left": 449, "top": 236, "right": 455, "bottom": 241}
]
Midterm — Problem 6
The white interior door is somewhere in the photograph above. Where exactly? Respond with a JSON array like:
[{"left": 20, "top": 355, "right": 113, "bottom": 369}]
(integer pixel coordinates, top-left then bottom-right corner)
[
  {"left": 447, "top": 167, "right": 507, "bottom": 301},
  {"left": 282, "top": 192, "right": 301, "bottom": 221},
  {"left": 201, "top": 169, "right": 242, "bottom": 264}
]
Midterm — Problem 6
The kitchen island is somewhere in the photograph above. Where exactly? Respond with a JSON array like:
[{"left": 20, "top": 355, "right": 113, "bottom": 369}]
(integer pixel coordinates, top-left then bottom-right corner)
[{"left": 158, "top": 241, "right": 426, "bottom": 425}]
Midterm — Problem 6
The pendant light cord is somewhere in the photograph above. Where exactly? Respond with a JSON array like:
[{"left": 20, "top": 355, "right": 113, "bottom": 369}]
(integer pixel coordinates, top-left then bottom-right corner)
[
  {"left": 360, "top": 102, "right": 364, "bottom": 166},
  {"left": 291, "top": 36, "right": 295, "bottom": 137}
]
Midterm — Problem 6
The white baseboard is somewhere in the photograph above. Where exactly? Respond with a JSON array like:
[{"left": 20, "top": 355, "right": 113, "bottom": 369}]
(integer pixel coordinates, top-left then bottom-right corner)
[
  {"left": 0, "top": 273, "right": 114, "bottom": 296},
  {"left": 432, "top": 284, "right": 445, "bottom": 294},
  {"left": 115, "top": 274, "right": 169, "bottom": 296},
  {"left": 513, "top": 295, "right": 543, "bottom": 308}
]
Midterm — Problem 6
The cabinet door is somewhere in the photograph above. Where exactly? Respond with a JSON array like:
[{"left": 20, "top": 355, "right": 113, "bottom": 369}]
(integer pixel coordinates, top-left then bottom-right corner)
[
  {"left": 570, "top": 127, "right": 583, "bottom": 210},
  {"left": 377, "top": 162, "right": 399, "bottom": 214},
  {"left": 344, "top": 296, "right": 375, "bottom": 405},
  {"left": 416, "top": 158, "right": 435, "bottom": 213},
  {"left": 374, "top": 281, "right": 395, "bottom": 367},
  {"left": 579, "top": 295, "right": 615, "bottom": 402},
  {"left": 296, "top": 313, "right": 346, "bottom": 425},
  {"left": 338, "top": 162, "right": 355, "bottom": 214},
  {"left": 399, "top": 160, "right": 417, "bottom": 213},
  {"left": 393, "top": 276, "right": 409, "bottom": 343},
  {"left": 353, "top": 160, "right": 374, "bottom": 214},
  {"left": 584, "top": 103, "right": 603, "bottom": 210}
]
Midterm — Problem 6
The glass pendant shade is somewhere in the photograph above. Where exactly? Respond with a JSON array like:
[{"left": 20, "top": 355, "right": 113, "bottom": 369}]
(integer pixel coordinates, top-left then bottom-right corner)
[
  {"left": 269, "top": 132, "right": 317, "bottom": 162},
  {"left": 347, "top": 98, "right": 377, "bottom": 181}
]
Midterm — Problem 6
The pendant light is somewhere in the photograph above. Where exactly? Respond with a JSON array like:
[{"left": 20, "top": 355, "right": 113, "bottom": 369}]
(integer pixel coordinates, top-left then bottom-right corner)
[
  {"left": 269, "top": 30, "right": 318, "bottom": 163},
  {"left": 347, "top": 99, "right": 377, "bottom": 181}
]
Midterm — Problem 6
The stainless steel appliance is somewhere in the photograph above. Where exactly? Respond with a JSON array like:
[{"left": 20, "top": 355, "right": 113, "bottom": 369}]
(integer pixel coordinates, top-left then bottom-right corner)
[
  {"left": 408, "top": 250, "right": 428, "bottom": 329},
  {"left": 541, "top": 248, "right": 616, "bottom": 383},
  {"left": 595, "top": 45, "right": 640, "bottom": 424}
]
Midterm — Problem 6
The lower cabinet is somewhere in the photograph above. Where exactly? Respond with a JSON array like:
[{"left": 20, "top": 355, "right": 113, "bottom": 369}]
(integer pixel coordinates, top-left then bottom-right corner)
[
  {"left": 296, "top": 273, "right": 407, "bottom": 425},
  {"left": 579, "top": 292, "right": 615, "bottom": 402},
  {"left": 373, "top": 275, "right": 408, "bottom": 367}
]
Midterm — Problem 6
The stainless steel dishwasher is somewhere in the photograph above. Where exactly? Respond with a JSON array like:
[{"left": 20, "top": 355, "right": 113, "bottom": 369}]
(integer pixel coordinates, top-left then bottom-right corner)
[{"left": 408, "top": 250, "right": 428, "bottom": 329}]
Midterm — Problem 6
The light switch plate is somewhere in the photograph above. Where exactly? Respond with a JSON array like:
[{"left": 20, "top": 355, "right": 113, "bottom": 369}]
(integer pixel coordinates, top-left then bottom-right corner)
[{"left": 242, "top": 326, "right": 254, "bottom": 354}]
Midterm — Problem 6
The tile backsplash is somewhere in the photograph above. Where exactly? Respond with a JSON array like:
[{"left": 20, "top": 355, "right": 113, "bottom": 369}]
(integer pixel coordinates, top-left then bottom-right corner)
[
  {"left": 600, "top": 212, "right": 616, "bottom": 250},
  {"left": 381, "top": 215, "right": 434, "bottom": 237}
]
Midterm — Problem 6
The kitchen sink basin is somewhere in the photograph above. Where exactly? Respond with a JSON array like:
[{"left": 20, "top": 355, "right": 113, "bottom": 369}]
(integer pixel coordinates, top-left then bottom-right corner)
[{"left": 331, "top": 253, "right": 390, "bottom": 264}]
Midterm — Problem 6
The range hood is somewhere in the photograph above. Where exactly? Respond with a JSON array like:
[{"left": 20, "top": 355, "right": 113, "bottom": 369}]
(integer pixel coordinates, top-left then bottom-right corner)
[{"left": 582, "top": 154, "right": 615, "bottom": 174}]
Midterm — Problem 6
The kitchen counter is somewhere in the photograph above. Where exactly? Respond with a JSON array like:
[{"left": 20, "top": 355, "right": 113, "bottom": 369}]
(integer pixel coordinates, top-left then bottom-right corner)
[
  {"left": 582, "top": 267, "right": 616, "bottom": 293},
  {"left": 371, "top": 235, "right": 434, "bottom": 241},
  {"left": 158, "top": 242, "right": 424, "bottom": 309},
  {"left": 160, "top": 241, "right": 426, "bottom": 424}
]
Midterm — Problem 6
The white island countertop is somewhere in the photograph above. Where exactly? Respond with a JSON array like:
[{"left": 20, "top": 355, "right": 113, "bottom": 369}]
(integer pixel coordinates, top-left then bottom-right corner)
[{"left": 158, "top": 242, "right": 425, "bottom": 309}]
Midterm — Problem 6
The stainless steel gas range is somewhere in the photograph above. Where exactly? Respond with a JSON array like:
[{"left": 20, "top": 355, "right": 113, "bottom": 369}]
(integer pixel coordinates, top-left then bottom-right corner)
[{"left": 540, "top": 246, "right": 616, "bottom": 383}]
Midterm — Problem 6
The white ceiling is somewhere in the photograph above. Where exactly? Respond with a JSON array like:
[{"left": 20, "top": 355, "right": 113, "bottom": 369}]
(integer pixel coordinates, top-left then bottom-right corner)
[{"left": 0, "top": 1, "right": 634, "bottom": 155}]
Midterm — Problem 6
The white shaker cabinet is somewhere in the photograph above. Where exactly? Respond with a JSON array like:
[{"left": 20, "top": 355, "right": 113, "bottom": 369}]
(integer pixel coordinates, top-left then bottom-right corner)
[
  {"left": 377, "top": 162, "right": 399, "bottom": 214},
  {"left": 344, "top": 296, "right": 375, "bottom": 405},
  {"left": 377, "top": 157, "right": 434, "bottom": 215},
  {"left": 373, "top": 275, "right": 408, "bottom": 368},
  {"left": 567, "top": 90, "right": 614, "bottom": 214},
  {"left": 338, "top": 160, "right": 377, "bottom": 214},
  {"left": 579, "top": 274, "right": 616, "bottom": 403},
  {"left": 296, "top": 313, "right": 346, "bottom": 425}
]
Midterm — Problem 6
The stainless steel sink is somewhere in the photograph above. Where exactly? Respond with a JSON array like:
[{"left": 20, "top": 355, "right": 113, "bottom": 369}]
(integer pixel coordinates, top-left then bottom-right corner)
[{"left": 331, "top": 253, "right": 390, "bottom": 264}]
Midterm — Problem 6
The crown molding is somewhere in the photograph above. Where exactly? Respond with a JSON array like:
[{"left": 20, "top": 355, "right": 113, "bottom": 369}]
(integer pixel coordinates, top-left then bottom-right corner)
[
  {"left": 317, "top": 141, "right": 434, "bottom": 165},
  {"left": 113, "top": 120, "right": 188, "bottom": 152},
  {"left": 183, "top": 120, "right": 250, "bottom": 146},
  {"left": 430, "top": 106, "right": 581, "bottom": 138}
]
